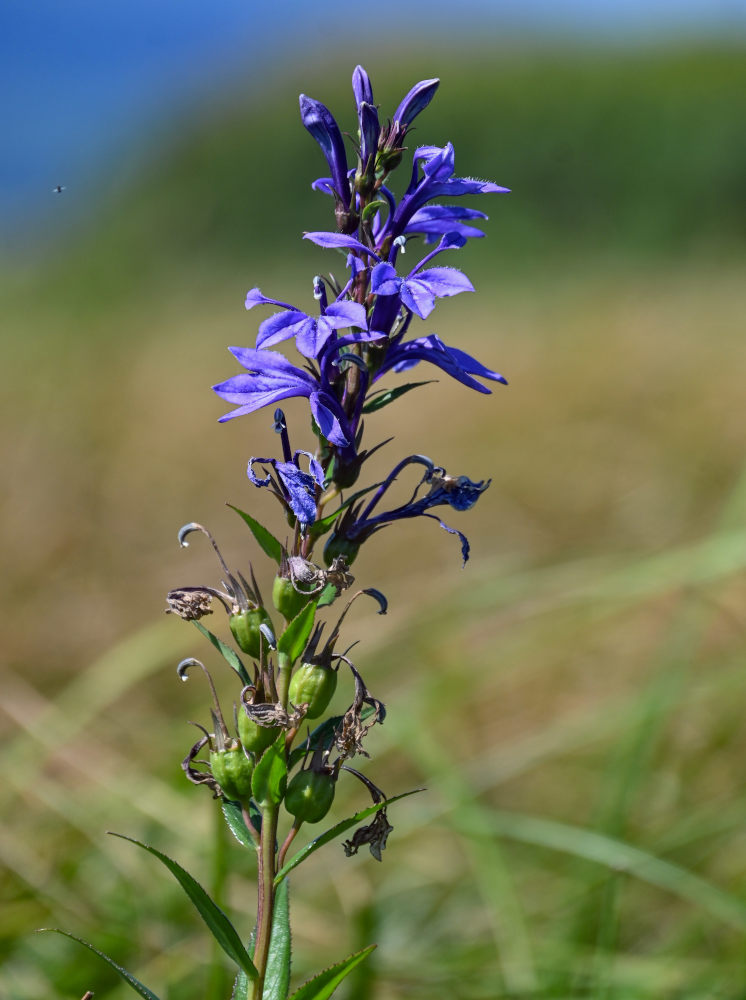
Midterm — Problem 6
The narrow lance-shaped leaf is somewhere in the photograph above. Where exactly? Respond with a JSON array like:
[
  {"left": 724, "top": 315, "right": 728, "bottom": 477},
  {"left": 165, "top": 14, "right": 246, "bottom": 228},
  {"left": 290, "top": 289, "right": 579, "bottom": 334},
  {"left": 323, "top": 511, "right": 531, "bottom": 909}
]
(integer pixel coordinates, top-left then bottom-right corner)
[
  {"left": 362, "top": 381, "right": 435, "bottom": 413},
  {"left": 278, "top": 600, "right": 318, "bottom": 664},
  {"left": 252, "top": 731, "right": 288, "bottom": 809},
  {"left": 275, "top": 789, "right": 423, "bottom": 885},
  {"left": 288, "top": 945, "right": 376, "bottom": 1000},
  {"left": 37, "top": 929, "right": 161, "bottom": 1000},
  {"left": 263, "top": 877, "right": 291, "bottom": 1000},
  {"left": 109, "top": 834, "right": 258, "bottom": 982},
  {"left": 229, "top": 503, "right": 284, "bottom": 565},
  {"left": 221, "top": 798, "right": 260, "bottom": 850},
  {"left": 192, "top": 621, "right": 250, "bottom": 686}
]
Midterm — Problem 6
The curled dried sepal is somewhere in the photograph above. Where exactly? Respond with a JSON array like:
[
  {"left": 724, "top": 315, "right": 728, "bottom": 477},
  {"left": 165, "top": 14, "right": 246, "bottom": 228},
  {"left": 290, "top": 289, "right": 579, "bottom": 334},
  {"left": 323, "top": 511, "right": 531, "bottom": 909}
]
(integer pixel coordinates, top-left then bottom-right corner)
[
  {"left": 340, "top": 767, "right": 393, "bottom": 861},
  {"left": 334, "top": 656, "right": 385, "bottom": 760},
  {"left": 165, "top": 587, "right": 222, "bottom": 620},
  {"left": 240, "top": 686, "right": 307, "bottom": 731},
  {"left": 182, "top": 732, "right": 220, "bottom": 796}
]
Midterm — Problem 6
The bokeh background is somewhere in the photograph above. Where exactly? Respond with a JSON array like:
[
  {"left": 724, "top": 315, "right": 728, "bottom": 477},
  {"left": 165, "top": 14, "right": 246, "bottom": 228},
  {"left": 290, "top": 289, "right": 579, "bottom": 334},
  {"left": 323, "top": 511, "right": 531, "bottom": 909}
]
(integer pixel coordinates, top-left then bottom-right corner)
[{"left": 3, "top": 2, "right": 746, "bottom": 997}]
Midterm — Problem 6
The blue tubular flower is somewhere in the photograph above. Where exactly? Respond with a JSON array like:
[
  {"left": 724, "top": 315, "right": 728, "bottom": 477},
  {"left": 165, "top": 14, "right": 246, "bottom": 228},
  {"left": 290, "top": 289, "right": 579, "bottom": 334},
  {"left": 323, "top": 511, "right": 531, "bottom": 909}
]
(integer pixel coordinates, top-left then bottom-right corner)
[
  {"left": 391, "top": 142, "right": 509, "bottom": 241},
  {"left": 352, "top": 66, "right": 379, "bottom": 172},
  {"left": 248, "top": 451, "right": 325, "bottom": 526},
  {"left": 212, "top": 347, "right": 353, "bottom": 447},
  {"left": 392, "top": 77, "right": 440, "bottom": 129},
  {"left": 326, "top": 455, "right": 490, "bottom": 565},
  {"left": 246, "top": 282, "right": 380, "bottom": 360},
  {"left": 370, "top": 232, "right": 473, "bottom": 320},
  {"left": 406, "top": 205, "right": 489, "bottom": 244},
  {"left": 376, "top": 334, "right": 508, "bottom": 393},
  {"left": 299, "top": 94, "right": 354, "bottom": 229}
]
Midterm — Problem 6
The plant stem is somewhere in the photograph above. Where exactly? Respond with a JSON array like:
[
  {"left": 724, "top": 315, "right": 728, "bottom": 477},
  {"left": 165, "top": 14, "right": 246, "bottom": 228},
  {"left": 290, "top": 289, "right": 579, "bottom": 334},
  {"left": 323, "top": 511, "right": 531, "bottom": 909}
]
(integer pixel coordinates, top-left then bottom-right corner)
[
  {"left": 276, "top": 651, "right": 292, "bottom": 710},
  {"left": 278, "top": 821, "right": 302, "bottom": 871},
  {"left": 251, "top": 803, "right": 279, "bottom": 1000}
]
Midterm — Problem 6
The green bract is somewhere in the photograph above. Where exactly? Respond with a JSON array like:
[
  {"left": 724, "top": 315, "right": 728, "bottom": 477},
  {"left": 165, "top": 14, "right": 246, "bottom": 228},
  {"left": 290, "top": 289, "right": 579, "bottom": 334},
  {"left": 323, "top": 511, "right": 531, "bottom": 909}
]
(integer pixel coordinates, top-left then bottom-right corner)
[
  {"left": 210, "top": 748, "right": 254, "bottom": 802},
  {"left": 237, "top": 711, "right": 281, "bottom": 756},
  {"left": 289, "top": 663, "right": 337, "bottom": 719},
  {"left": 272, "top": 574, "right": 312, "bottom": 621},
  {"left": 229, "top": 606, "right": 274, "bottom": 659},
  {"left": 284, "top": 769, "right": 336, "bottom": 825}
]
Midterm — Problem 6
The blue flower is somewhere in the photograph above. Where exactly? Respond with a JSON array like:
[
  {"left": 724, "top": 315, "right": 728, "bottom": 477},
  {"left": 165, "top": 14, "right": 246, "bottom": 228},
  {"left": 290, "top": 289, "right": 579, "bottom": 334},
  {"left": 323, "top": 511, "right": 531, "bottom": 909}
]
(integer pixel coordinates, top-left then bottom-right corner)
[
  {"left": 370, "top": 232, "right": 473, "bottom": 320},
  {"left": 248, "top": 451, "right": 325, "bottom": 527},
  {"left": 376, "top": 333, "right": 508, "bottom": 394},
  {"left": 245, "top": 284, "right": 382, "bottom": 360},
  {"left": 327, "top": 455, "right": 490, "bottom": 564},
  {"left": 212, "top": 347, "right": 353, "bottom": 447},
  {"left": 299, "top": 94, "right": 355, "bottom": 230}
]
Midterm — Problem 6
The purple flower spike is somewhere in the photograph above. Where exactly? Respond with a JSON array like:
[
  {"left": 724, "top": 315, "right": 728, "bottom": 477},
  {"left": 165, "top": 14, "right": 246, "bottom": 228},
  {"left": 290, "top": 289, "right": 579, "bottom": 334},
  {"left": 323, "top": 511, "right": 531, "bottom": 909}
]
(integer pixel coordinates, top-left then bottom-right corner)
[
  {"left": 299, "top": 94, "right": 351, "bottom": 210},
  {"left": 392, "top": 77, "right": 439, "bottom": 127}
]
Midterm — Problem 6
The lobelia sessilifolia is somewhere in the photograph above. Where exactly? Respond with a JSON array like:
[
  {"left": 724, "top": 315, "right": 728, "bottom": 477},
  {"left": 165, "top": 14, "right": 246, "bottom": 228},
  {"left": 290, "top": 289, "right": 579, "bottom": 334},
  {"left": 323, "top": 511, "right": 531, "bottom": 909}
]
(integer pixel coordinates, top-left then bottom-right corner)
[{"left": 47, "top": 64, "right": 510, "bottom": 1000}]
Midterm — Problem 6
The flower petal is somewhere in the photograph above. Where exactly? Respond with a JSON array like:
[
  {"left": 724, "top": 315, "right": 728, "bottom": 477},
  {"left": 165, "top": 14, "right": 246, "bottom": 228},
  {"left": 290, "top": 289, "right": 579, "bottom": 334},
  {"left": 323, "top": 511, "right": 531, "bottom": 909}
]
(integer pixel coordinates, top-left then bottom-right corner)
[
  {"left": 412, "top": 266, "right": 474, "bottom": 298},
  {"left": 256, "top": 311, "right": 309, "bottom": 349},
  {"left": 304, "top": 232, "right": 381, "bottom": 259}
]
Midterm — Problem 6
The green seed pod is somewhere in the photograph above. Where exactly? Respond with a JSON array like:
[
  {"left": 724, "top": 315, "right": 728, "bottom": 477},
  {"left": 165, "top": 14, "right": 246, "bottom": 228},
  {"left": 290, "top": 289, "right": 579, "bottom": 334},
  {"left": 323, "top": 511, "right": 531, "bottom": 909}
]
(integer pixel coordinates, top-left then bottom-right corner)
[
  {"left": 288, "top": 662, "right": 337, "bottom": 719},
  {"left": 323, "top": 533, "right": 360, "bottom": 568},
  {"left": 284, "top": 768, "right": 336, "bottom": 824},
  {"left": 229, "top": 606, "right": 274, "bottom": 659},
  {"left": 272, "top": 575, "right": 311, "bottom": 621},
  {"left": 237, "top": 711, "right": 281, "bottom": 756},
  {"left": 210, "top": 747, "right": 254, "bottom": 802}
]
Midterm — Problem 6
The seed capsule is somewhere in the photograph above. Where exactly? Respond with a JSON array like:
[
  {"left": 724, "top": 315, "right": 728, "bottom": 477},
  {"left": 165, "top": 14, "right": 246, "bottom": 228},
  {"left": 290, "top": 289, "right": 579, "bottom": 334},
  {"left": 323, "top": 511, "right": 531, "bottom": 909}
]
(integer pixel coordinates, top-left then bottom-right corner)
[
  {"left": 210, "top": 747, "right": 254, "bottom": 802},
  {"left": 284, "top": 768, "right": 336, "bottom": 824},
  {"left": 323, "top": 533, "right": 360, "bottom": 568},
  {"left": 229, "top": 606, "right": 274, "bottom": 658},
  {"left": 288, "top": 662, "right": 337, "bottom": 719},
  {"left": 272, "top": 575, "right": 311, "bottom": 621},
  {"left": 237, "top": 711, "right": 281, "bottom": 756}
]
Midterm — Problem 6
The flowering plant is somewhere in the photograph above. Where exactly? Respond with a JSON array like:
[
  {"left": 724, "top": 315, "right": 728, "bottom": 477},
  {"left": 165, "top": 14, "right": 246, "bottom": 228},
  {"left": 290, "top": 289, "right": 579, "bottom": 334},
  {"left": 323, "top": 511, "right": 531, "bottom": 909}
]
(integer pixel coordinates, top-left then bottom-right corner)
[{"left": 45, "top": 64, "right": 508, "bottom": 1000}]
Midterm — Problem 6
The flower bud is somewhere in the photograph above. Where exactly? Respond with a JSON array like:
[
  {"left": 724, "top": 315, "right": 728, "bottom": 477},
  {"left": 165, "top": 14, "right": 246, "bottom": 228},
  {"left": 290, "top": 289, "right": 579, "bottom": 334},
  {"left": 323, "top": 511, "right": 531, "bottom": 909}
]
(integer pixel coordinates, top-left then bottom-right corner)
[
  {"left": 229, "top": 606, "right": 274, "bottom": 658},
  {"left": 288, "top": 662, "right": 337, "bottom": 719},
  {"left": 210, "top": 747, "right": 254, "bottom": 802},
  {"left": 272, "top": 574, "right": 312, "bottom": 621},
  {"left": 237, "top": 711, "right": 281, "bottom": 756},
  {"left": 284, "top": 768, "right": 336, "bottom": 824}
]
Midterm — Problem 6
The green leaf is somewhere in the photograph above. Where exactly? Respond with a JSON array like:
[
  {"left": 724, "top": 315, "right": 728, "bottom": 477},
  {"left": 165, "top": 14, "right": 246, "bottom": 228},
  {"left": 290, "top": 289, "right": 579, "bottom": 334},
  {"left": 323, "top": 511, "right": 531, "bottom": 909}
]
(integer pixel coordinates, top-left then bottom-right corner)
[
  {"left": 316, "top": 582, "right": 338, "bottom": 609},
  {"left": 288, "top": 945, "right": 376, "bottom": 1000},
  {"left": 264, "top": 878, "right": 291, "bottom": 1000},
  {"left": 229, "top": 504, "right": 284, "bottom": 565},
  {"left": 221, "top": 798, "right": 259, "bottom": 849},
  {"left": 278, "top": 600, "right": 317, "bottom": 664},
  {"left": 274, "top": 790, "right": 423, "bottom": 885},
  {"left": 231, "top": 929, "right": 256, "bottom": 1000},
  {"left": 252, "top": 732, "right": 288, "bottom": 809},
  {"left": 361, "top": 381, "right": 434, "bottom": 414},
  {"left": 360, "top": 199, "right": 386, "bottom": 223},
  {"left": 37, "top": 929, "right": 161, "bottom": 1000},
  {"left": 109, "top": 833, "right": 258, "bottom": 982},
  {"left": 192, "top": 621, "right": 250, "bottom": 686}
]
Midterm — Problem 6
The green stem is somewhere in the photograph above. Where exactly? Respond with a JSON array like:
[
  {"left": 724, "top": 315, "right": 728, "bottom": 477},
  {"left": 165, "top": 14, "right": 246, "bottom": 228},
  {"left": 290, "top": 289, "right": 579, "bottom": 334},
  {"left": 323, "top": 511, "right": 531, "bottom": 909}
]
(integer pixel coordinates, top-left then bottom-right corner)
[
  {"left": 207, "top": 801, "right": 229, "bottom": 1000},
  {"left": 251, "top": 803, "right": 279, "bottom": 1000},
  {"left": 276, "top": 651, "right": 292, "bottom": 710}
]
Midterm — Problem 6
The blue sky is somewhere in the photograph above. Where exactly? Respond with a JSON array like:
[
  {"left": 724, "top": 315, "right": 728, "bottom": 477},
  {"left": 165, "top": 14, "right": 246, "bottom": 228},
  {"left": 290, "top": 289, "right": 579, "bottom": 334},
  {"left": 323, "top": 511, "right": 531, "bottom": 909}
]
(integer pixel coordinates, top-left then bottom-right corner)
[{"left": 2, "top": 0, "right": 745, "bottom": 243}]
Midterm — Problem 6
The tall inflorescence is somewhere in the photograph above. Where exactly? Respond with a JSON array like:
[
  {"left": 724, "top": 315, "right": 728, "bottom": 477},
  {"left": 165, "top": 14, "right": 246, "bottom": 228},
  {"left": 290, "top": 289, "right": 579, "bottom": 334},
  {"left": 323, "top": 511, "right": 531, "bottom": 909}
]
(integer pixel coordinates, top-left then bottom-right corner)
[{"left": 166, "top": 65, "right": 509, "bottom": 998}]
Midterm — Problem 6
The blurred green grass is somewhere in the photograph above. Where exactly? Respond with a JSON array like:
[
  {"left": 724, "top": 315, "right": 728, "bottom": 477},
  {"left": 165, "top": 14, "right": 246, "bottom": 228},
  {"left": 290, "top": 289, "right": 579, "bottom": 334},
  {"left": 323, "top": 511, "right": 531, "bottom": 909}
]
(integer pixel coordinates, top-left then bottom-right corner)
[{"left": 2, "top": 44, "right": 746, "bottom": 999}]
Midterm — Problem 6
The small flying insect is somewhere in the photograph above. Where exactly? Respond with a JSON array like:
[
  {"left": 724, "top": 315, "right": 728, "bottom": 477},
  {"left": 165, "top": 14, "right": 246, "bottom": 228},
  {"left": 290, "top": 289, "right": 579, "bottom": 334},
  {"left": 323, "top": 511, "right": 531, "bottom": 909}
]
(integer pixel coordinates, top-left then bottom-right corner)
[{"left": 52, "top": 184, "right": 66, "bottom": 194}]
